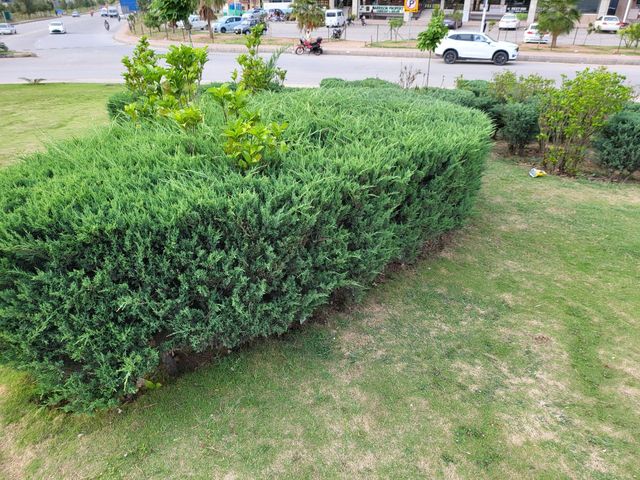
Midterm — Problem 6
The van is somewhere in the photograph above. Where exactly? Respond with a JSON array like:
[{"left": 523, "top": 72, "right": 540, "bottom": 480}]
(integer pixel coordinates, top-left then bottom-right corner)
[
  {"left": 107, "top": 6, "right": 118, "bottom": 17},
  {"left": 325, "top": 9, "right": 345, "bottom": 27}
]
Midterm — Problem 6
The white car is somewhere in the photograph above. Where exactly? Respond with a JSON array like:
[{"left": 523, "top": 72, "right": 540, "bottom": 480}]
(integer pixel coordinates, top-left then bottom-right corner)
[
  {"left": 523, "top": 23, "right": 550, "bottom": 43},
  {"left": 594, "top": 15, "right": 622, "bottom": 32},
  {"left": 435, "top": 31, "right": 518, "bottom": 65},
  {"left": 177, "top": 14, "right": 209, "bottom": 30},
  {"left": 71, "top": 10, "right": 80, "bottom": 17},
  {"left": 48, "top": 21, "right": 66, "bottom": 34},
  {"left": 325, "top": 9, "right": 346, "bottom": 28},
  {"left": 212, "top": 16, "right": 243, "bottom": 33},
  {"left": 498, "top": 13, "right": 520, "bottom": 30},
  {"left": 0, "top": 23, "right": 17, "bottom": 35},
  {"left": 100, "top": 7, "right": 108, "bottom": 16}
]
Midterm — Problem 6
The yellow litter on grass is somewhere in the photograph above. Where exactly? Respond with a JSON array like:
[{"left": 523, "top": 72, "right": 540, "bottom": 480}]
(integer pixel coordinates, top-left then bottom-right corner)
[{"left": 529, "top": 168, "right": 547, "bottom": 178}]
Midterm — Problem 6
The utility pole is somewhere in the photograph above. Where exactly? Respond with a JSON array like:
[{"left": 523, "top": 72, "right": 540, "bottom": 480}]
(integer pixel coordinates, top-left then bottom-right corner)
[{"left": 480, "top": 0, "right": 488, "bottom": 32}]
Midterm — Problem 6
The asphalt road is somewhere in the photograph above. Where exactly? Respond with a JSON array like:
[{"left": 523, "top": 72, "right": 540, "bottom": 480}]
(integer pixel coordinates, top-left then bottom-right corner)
[{"left": 1, "top": 15, "right": 639, "bottom": 89}]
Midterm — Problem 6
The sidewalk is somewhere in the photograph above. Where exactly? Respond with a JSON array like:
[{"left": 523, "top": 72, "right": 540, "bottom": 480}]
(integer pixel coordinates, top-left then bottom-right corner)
[{"left": 115, "top": 25, "right": 640, "bottom": 66}]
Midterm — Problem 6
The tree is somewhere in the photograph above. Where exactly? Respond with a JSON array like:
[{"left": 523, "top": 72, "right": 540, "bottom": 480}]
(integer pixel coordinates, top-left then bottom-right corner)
[
  {"left": 536, "top": 0, "right": 580, "bottom": 49},
  {"left": 291, "top": 0, "right": 324, "bottom": 39},
  {"left": 417, "top": 8, "right": 448, "bottom": 88},
  {"left": 198, "top": 0, "right": 224, "bottom": 40},
  {"left": 152, "top": 0, "right": 195, "bottom": 30},
  {"left": 388, "top": 18, "right": 403, "bottom": 41}
]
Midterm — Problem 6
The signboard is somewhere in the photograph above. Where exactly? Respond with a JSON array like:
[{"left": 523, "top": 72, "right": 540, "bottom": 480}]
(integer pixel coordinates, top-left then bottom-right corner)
[
  {"left": 372, "top": 5, "right": 404, "bottom": 14},
  {"left": 404, "top": 0, "right": 419, "bottom": 13}
]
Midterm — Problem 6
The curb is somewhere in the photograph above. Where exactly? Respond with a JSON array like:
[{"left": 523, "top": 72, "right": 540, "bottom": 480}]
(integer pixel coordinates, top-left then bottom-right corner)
[{"left": 115, "top": 27, "right": 640, "bottom": 66}]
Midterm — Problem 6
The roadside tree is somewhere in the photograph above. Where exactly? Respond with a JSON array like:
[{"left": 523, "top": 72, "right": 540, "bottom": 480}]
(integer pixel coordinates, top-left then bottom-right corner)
[
  {"left": 536, "top": 0, "right": 580, "bottom": 49},
  {"left": 291, "top": 0, "right": 324, "bottom": 39},
  {"left": 417, "top": 8, "right": 448, "bottom": 88}
]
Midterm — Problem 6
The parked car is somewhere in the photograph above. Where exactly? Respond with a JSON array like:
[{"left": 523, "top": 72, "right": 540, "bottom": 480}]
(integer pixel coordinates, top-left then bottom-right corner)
[
  {"left": 246, "top": 8, "right": 267, "bottom": 19},
  {"left": 177, "top": 14, "right": 209, "bottom": 30},
  {"left": 233, "top": 17, "right": 267, "bottom": 34},
  {"left": 100, "top": 7, "right": 108, "bottom": 16},
  {"left": 325, "top": 9, "right": 346, "bottom": 28},
  {"left": 71, "top": 10, "right": 80, "bottom": 17},
  {"left": 443, "top": 16, "right": 462, "bottom": 29},
  {"left": 522, "top": 23, "right": 550, "bottom": 43},
  {"left": 213, "top": 16, "right": 243, "bottom": 33},
  {"left": 0, "top": 23, "right": 17, "bottom": 35},
  {"left": 435, "top": 31, "right": 518, "bottom": 65},
  {"left": 498, "top": 13, "right": 520, "bottom": 30},
  {"left": 107, "top": 6, "right": 119, "bottom": 17},
  {"left": 48, "top": 20, "right": 66, "bottom": 34},
  {"left": 594, "top": 15, "right": 623, "bottom": 32}
]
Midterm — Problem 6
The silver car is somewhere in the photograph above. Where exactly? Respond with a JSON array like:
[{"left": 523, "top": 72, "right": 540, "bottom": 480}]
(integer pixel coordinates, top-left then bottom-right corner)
[
  {"left": 212, "top": 16, "right": 243, "bottom": 33},
  {"left": 0, "top": 23, "right": 17, "bottom": 35}
]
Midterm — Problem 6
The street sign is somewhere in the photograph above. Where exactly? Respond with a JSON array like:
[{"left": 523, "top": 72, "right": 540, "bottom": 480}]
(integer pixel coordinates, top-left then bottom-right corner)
[{"left": 404, "top": 0, "right": 419, "bottom": 13}]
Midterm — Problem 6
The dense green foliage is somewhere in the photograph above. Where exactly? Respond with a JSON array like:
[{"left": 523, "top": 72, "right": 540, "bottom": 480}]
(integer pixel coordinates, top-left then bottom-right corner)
[
  {"left": 0, "top": 88, "right": 492, "bottom": 412},
  {"left": 106, "top": 90, "right": 137, "bottom": 120},
  {"left": 416, "top": 87, "right": 478, "bottom": 108},
  {"left": 319, "top": 78, "right": 399, "bottom": 89},
  {"left": 539, "top": 67, "right": 632, "bottom": 174},
  {"left": 231, "top": 25, "right": 286, "bottom": 92},
  {"left": 593, "top": 110, "right": 640, "bottom": 179},
  {"left": 121, "top": 38, "right": 208, "bottom": 128},
  {"left": 499, "top": 102, "right": 540, "bottom": 155}
]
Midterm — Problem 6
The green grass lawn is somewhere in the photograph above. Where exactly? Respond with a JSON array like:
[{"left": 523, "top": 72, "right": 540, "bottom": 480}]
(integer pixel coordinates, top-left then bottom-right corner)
[
  {"left": 1, "top": 84, "right": 639, "bottom": 479},
  {"left": 0, "top": 83, "right": 121, "bottom": 168}
]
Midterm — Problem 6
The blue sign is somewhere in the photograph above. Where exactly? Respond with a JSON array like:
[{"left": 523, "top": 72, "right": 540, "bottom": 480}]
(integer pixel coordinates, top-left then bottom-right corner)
[{"left": 120, "top": 0, "right": 138, "bottom": 13}]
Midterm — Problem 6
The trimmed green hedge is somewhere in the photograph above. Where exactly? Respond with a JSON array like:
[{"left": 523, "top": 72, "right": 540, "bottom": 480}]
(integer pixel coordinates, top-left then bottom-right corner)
[
  {"left": 319, "top": 78, "right": 400, "bottom": 89},
  {"left": 0, "top": 88, "right": 492, "bottom": 411}
]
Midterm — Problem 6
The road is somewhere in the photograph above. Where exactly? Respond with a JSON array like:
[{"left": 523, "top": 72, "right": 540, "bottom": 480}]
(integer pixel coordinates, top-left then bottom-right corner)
[{"left": 1, "top": 15, "right": 639, "bottom": 89}]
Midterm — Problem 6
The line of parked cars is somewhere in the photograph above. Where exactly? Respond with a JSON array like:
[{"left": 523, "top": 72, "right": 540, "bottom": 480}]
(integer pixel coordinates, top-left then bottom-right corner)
[{"left": 179, "top": 9, "right": 268, "bottom": 34}]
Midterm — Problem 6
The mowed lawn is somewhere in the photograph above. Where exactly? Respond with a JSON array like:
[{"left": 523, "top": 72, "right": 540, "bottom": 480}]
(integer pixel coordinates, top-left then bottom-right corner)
[
  {"left": 0, "top": 83, "right": 121, "bottom": 168},
  {"left": 1, "top": 84, "right": 639, "bottom": 479}
]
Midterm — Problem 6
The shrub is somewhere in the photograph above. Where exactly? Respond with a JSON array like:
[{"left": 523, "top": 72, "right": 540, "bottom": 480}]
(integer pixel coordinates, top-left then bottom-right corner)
[
  {"left": 538, "top": 67, "right": 633, "bottom": 174},
  {"left": 622, "top": 101, "right": 640, "bottom": 114},
  {"left": 499, "top": 102, "right": 540, "bottom": 155},
  {"left": 319, "top": 78, "right": 400, "bottom": 89},
  {"left": 489, "top": 71, "right": 554, "bottom": 103},
  {"left": 593, "top": 111, "right": 640, "bottom": 179},
  {"left": 618, "top": 22, "right": 640, "bottom": 49},
  {"left": 455, "top": 78, "right": 503, "bottom": 128},
  {"left": 0, "top": 88, "right": 492, "bottom": 412},
  {"left": 106, "top": 90, "right": 137, "bottom": 120},
  {"left": 416, "top": 87, "right": 478, "bottom": 109},
  {"left": 231, "top": 24, "right": 286, "bottom": 92}
]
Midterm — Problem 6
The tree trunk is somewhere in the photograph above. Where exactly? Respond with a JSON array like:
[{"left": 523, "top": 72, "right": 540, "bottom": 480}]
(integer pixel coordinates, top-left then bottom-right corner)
[
  {"left": 208, "top": 20, "right": 213, "bottom": 40},
  {"left": 426, "top": 51, "right": 432, "bottom": 88},
  {"left": 551, "top": 33, "right": 557, "bottom": 49}
]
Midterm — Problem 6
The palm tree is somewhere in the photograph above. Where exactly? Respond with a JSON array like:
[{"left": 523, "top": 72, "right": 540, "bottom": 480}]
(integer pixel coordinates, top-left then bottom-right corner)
[
  {"left": 291, "top": 0, "right": 324, "bottom": 39},
  {"left": 536, "top": 0, "right": 581, "bottom": 49},
  {"left": 198, "top": 0, "right": 225, "bottom": 40}
]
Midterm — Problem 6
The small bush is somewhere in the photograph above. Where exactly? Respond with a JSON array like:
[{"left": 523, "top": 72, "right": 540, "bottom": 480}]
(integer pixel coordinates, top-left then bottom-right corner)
[
  {"left": 455, "top": 78, "right": 503, "bottom": 128},
  {"left": 416, "top": 87, "right": 478, "bottom": 109},
  {"left": 499, "top": 102, "right": 540, "bottom": 155},
  {"left": 0, "top": 88, "right": 492, "bottom": 412},
  {"left": 319, "top": 78, "right": 400, "bottom": 89},
  {"left": 622, "top": 101, "right": 640, "bottom": 114},
  {"left": 106, "top": 90, "right": 137, "bottom": 120},
  {"left": 593, "top": 111, "right": 640, "bottom": 179},
  {"left": 539, "top": 67, "right": 633, "bottom": 175}
]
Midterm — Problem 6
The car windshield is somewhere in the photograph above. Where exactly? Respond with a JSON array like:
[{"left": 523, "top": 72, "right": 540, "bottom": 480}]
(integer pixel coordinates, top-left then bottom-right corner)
[
  {"left": 604, "top": 16, "right": 618, "bottom": 21},
  {"left": 50, "top": 21, "right": 63, "bottom": 26}
]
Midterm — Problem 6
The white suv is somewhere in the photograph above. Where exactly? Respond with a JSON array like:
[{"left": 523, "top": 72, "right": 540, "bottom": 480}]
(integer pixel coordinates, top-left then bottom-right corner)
[{"left": 435, "top": 31, "right": 518, "bottom": 65}]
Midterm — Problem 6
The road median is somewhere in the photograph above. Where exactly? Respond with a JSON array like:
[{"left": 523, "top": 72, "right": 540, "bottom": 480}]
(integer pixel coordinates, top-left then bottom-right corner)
[{"left": 114, "top": 25, "right": 640, "bottom": 66}]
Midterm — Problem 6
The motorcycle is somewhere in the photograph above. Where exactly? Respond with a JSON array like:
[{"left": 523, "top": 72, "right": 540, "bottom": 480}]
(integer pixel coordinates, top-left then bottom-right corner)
[
  {"left": 331, "top": 27, "right": 342, "bottom": 39},
  {"left": 295, "top": 37, "right": 323, "bottom": 55}
]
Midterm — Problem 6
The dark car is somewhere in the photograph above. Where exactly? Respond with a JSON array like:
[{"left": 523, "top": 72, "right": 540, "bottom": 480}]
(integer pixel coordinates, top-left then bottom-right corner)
[{"left": 443, "top": 17, "right": 462, "bottom": 29}]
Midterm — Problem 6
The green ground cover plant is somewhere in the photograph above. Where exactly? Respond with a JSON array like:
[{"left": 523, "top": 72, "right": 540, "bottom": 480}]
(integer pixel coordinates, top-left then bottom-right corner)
[{"left": 0, "top": 87, "right": 492, "bottom": 412}]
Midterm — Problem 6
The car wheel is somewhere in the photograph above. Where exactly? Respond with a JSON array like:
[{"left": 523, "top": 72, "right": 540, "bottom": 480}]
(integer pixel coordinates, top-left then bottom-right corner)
[
  {"left": 220, "top": 27, "right": 226, "bottom": 33},
  {"left": 443, "top": 50, "right": 457, "bottom": 64},
  {"left": 493, "top": 51, "right": 508, "bottom": 65}
]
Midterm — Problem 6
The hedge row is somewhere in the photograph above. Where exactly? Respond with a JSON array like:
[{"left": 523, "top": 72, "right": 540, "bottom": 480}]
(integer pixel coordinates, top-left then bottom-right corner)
[{"left": 0, "top": 87, "right": 492, "bottom": 411}]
